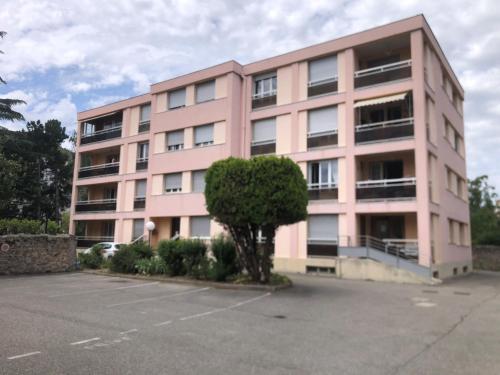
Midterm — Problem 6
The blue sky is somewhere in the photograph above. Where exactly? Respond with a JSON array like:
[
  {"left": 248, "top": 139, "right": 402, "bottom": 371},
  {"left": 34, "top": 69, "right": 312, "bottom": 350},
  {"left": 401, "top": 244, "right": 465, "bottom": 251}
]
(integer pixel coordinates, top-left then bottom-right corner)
[{"left": 0, "top": 0, "right": 499, "bottom": 189}]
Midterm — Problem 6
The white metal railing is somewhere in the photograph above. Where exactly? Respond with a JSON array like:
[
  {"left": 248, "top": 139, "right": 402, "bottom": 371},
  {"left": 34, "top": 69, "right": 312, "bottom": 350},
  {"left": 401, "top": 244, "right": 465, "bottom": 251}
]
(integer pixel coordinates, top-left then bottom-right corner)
[
  {"left": 79, "top": 162, "right": 120, "bottom": 171},
  {"left": 195, "top": 141, "right": 214, "bottom": 147},
  {"left": 252, "top": 89, "right": 277, "bottom": 99},
  {"left": 165, "top": 187, "right": 182, "bottom": 193},
  {"left": 356, "top": 177, "right": 417, "bottom": 188},
  {"left": 307, "top": 129, "right": 338, "bottom": 138},
  {"left": 139, "top": 120, "right": 150, "bottom": 126},
  {"left": 136, "top": 157, "right": 148, "bottom": 162},
  {"left": 251, "top": 139, "right": 275, "bottom": 146},
  {"left": 355, "top": 117, "right": 414, "bottom": 132},
  {"left": 167, "top": 144, "right": 184, "bottom": 151},
  {"left": 76, "top": 198, "right": 117, "bottom": 205},
  {"left": 307, "top": 237, "right": 339, "bottom": 245},
  {"left": 383, "top": 238, "right": 419, "bottom": 257},
  {"left": 308, "top": 182, "right": 338, "bottom": 190},
  {"left": 308, "top": 76, "right": 338, "bottom": 87},
  {"left": 81, "top": 124, "right": 122, "bottom": 138},
  {"left": 354, "top": 59, "right": 412, "bottom": 78}
]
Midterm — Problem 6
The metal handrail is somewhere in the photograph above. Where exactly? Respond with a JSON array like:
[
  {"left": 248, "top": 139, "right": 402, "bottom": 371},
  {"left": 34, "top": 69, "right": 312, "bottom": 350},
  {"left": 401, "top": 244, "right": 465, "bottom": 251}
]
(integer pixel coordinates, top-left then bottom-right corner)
[
  {"left": 308, "top": 182, "right": 338, "bottom": 190},
  {"left": 81, "top": 124, "right": 122, "bottom": 138},
  {"left": 251, "top": 139, "right": 275, "bottom": 146},
  {"left": 308, "top": 76, "right": 338, "bottom": 87},
  {"left": 356, "top": 177, "right": 416, "bottom": 188},
  {"left": 76, "top": 198, "right": 117, "bottom": 205},
  {"left": 136, "top": 157, "right": 149, "bottom": 162},
  {"left": 79, "top": 162, "right": 119, "bottom": 171},
  {"left": 252, "top": 90, "right": 277, "bottom": 99},
  {"left": 355, "top": 117, "right": 414, "bottom": 132},
  {"left": 354, "top": 59, "right": 412, "bottom": 78},
  {"left": 307, "top": 129, "right": 338, "bottom": 137}
]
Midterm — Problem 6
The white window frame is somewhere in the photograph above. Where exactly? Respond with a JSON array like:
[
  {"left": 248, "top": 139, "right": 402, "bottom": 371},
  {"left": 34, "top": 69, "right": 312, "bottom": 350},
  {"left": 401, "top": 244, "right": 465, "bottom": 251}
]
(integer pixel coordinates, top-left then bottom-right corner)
[
  {"left": 308, "top": 106, "right": 338, "bottom": 138},
  {"left": 164, "top": 173, "right": 183, "bottom": 193},
  {"left": 168, "top": 88, "right": 186, "bottom": 110},
  {"left": 308, "top": 55, "right": 338, "bottom": 87},
  {"left": 166, "top": 130, "right": 184, "bottom": 151},
  {"left": 194, "top": 124, "right": 214, "bottom": 147},
  {"left": 307, "top": 159, "right": 338, "bottom": 190},
  {"left": 253, "top": 72, "right": 277, "bottom": 99},
  {"left": 190, "top": 216, "right": 211, "bottom": 239},
  {"left": 139, "top": 104, "right": 151, "bottom": 124},
  {"left": 251, "top": 118, "right": 276, "bottom": 146},
  {"left": 137, "top": 142, "right": 149, "bottom": 161}
]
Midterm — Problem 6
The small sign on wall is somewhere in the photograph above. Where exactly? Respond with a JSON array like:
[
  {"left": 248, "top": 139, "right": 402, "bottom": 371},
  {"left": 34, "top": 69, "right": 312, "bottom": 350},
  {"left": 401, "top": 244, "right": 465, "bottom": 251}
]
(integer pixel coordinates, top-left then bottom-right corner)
[{"left": 1, "top": 243, "right": 10, "bottom": 252}]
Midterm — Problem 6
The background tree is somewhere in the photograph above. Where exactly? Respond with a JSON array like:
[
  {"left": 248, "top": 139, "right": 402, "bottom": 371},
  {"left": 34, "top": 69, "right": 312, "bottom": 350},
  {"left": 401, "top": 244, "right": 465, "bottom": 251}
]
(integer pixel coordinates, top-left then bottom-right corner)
[
  {"left": 468, "top": 175, "right": 500, "bottom": 245},
  {"left": 0, "top": 31, "right": 25, "bottom": 121},
  {"left": 205, "top": 156, "right": 308, "bottom": 283}
]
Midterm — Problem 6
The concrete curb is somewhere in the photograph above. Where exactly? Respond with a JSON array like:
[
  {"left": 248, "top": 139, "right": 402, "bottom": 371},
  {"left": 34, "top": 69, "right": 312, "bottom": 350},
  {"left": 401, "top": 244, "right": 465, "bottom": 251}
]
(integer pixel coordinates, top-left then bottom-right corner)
[{"left": 81, "top": 270, "right": 292, "bottom": 292}]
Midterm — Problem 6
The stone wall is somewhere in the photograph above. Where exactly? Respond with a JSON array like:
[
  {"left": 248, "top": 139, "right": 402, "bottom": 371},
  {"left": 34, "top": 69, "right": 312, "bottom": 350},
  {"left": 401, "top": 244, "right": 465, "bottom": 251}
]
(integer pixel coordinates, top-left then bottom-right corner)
[
  {"left": 0, "top": 234, "right": 77, "bottom": 275},
  {"left": 473, "top": 246, "right": 500, "bottom": 271}
]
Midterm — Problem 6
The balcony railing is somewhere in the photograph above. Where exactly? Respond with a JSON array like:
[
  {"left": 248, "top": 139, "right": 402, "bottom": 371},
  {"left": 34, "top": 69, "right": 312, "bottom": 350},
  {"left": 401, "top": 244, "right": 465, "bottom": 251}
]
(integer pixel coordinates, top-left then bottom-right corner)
[
  {"left": 138, "top": 120, "right": 150, "bottom": 133},
  {"left": 251, "top": 140, "right": 276, "bottom": 156},
  {"left": 136, "top": 158, "right": 148, "bottom": 171},
  {"left": 75, "top": 199, "right": 117, "bottom": 213},
  {"left": 78, "top": 162, "right": 119, "bottom": 179},
  {"left": 307, "top": 130, "right": 338, "bottom": 149},
  {"left": 354, "top": 60, "right": 412, "bottom": 88},
  {"left": 355, "top": 117, "right": 414, "bottom": 144},
  {"left": 80, "top": 125, "right": 122, "bottom": 144},
  {"left": 76, "top": 236, "right": 114, "bottom": 248},
  {"left": 308, "top": 183, "right": 338, "bottom": 200},
  {"left": 308, "top": 77, "right": 338, "bottom": 97},
  {"left": 134, "top": 197, "right": 146, "bottom": 210},
  {"left": 307, "top": 238, "right": 338, "bottom": 257},
  {"left": 252, "top": 90, "right": 277, "bottom": 109},
  {"left": 356, "top": 177, "right": 416, "bottom": 200}
]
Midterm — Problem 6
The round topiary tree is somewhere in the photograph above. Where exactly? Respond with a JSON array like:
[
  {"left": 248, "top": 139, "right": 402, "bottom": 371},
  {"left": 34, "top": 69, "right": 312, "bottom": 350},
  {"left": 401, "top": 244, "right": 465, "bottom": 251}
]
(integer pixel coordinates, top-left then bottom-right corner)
[{"left": 205, "top": 156, "right": 308, "bottom": 283}]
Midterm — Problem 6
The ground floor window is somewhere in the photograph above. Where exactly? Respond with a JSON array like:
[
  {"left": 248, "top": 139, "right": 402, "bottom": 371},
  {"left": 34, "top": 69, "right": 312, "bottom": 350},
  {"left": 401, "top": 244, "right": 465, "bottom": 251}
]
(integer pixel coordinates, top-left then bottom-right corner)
[
  {"left": 133, "top": 219, "right": 144, "bottom": 241},
  {"left": 190, "top": 216, "right": 210, "bottom": 238},
  {"left": 307, "top": 215, "right": 338, "bottom": 257}
]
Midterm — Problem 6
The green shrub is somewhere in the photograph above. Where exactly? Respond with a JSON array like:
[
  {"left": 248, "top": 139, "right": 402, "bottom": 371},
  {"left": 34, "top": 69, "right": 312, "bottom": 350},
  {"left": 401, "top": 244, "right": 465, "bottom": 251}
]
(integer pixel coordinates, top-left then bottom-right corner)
[
  {"left": 135, "top": 257, "right": 168, "bottom": 275},
  {"left": 110, "top": 241, "right": 153, "bottom": 273},
  {"left": 46, "top": 220, "right": 63, "bottom": 235},
  {"left": 0, "top": 219, "right": 43, "bottom": 235},
  {"left": 78, "top": 244, "right": 104, "bottom": 269},
  {"left": 179, "top": 239, "right": 207, "bottom": 278},
  {"left": 157, "top": 240, "right": 185, "bottom": 276},
  {"left": 210, "top": 235, "right": 240, "bottom": 281}
]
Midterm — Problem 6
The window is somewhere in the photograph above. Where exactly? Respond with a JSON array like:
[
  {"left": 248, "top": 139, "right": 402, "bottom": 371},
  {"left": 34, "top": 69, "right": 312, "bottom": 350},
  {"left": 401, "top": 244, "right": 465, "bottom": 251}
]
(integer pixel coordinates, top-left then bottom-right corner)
[
  {"left": 167, "top": 130, "right": 184, "bottom": 151},
  {"left": 309, "top": 55, "right": 338, "bottom": 85},
  {"left": 137, "top": 142, "right": 149, "bottom": 161},
  {"left": 196, "top": 80, "right": 215, "bottom": 103},
  {"left": 192, "top": 170, "right": 206, "bottom": 193},
  {"left": 252, "top": 118, "right": 276, "bottom": 145},
  {"left": 140, "top": 104, "right": 151, "bottom": 124},
  {"left": 135, "top": 179, "right": 146, "bottom": 198},
  {"left": 253, "top": 72, "right": 277, "bottom": 98},
  {"left": 164, "top": 173, "right": 182, "bottom": 193},
  {"left": 104, "top": 187, "right": 116, "bottom": 200},
  {"left": 133, "top": 219, "right": 144, "bottom": 241},
  {"left": 308, "top": 215, "right": 338, "bottom": 243},
  {"left": 308, "top": 159, "right": 338, "bottom": 189},
  {"left": 168, "top": 88, "right": 186, "bottom": 109},
  {"left": 103, "top": 221, "right": 115, "bottom": 237},
  {"left": 194, "top": 124, "right": 214, "bottom": 147},
  {"left": 368, "top": 160, "right": 403, "bottom": 180},
  {"left": 190, "top": 216, "right": 210, "bottom": 238},
  {"left": 308, "top": 106, "right": 338, "bottom": 137},
  {"left": 448, "top": 219, "right": 455, "bottom": 244}
]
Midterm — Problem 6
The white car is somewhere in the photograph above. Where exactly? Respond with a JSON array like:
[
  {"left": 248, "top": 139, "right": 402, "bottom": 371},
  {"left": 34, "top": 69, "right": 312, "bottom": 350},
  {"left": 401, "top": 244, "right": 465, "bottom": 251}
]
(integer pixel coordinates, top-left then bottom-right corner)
[{"left": 83, "top": 242, "right": 122, "bottom": 259}]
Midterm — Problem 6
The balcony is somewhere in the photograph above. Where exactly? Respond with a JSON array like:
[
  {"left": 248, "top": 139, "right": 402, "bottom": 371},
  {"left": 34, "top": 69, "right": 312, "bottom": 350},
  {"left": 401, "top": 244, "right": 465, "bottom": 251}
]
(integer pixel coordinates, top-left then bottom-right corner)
[
  {"left": 308, "top": 77, "right": 338, "bottom": 97},
  {"left": 354, "top": 60, "right": 411, "bottom": 88},
  {"left": 251, "top": 140, "right": 276, "bottom": 156},
  {"left": 80, "top": 125, "right": 122, "bottom": 145},
  {"left": 134, "top": 197, "right": 146, "bottom": 210},
  {"left": 75, "top": 199, "right": 117, "bottom": 213},
  {"left": 356, "top": 177, "right": 416, "bottom": 200},
  {"left": 136, "top": 158, "right": 148, "bottom": 171},
  {"left": 138, "top": 120, "right": 150, "bottom": 133},
  {"left": 307, "top": 130, "right": 338, "bottom": 149},
  {"left": 78, "top": 162, "right": 119, "bottom": 179},
  {"left": 252, "top": 91, "right": 277, "bottom": 110},
  {"left": 308, "top": 183, "right": 338, "bottom": 200},
  {"left": 355, "top": 118, "right": 414, "bottom": 144}
]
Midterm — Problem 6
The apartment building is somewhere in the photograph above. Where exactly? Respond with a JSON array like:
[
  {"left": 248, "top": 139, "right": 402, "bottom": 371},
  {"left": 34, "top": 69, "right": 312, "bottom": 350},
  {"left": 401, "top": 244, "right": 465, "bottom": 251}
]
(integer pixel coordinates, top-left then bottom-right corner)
[{"left": 70, "top": 15, "right": 472, "bottom": 279}]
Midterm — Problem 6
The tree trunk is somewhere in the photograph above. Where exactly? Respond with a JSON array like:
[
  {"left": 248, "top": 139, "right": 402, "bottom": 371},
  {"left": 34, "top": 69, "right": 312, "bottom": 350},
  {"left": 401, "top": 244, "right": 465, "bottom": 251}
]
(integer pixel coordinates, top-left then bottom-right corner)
[{"left": 261, "top": 226, "right": 275, "bottom": 284}]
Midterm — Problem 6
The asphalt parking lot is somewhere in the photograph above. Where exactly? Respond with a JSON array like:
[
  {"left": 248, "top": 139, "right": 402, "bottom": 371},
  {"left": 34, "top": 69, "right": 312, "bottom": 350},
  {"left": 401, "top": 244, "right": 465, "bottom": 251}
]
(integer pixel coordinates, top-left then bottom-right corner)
[{"left": 1, "top": 271, "right": 499, "bottom": 375}]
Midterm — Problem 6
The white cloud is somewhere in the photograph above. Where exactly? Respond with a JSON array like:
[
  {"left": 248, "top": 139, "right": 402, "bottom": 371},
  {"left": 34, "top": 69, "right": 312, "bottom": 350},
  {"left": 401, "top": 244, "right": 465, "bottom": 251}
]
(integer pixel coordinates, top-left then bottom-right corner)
[{"left": 0, "top": 0, "right": 499, "bottom": 188}]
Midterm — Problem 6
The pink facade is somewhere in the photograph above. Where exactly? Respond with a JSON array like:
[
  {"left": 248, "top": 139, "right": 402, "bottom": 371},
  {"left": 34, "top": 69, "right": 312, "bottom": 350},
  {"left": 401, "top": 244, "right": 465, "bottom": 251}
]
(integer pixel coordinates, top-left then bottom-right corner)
[{"left": 70, "top": 15, "right": 472, "bottom": 278}]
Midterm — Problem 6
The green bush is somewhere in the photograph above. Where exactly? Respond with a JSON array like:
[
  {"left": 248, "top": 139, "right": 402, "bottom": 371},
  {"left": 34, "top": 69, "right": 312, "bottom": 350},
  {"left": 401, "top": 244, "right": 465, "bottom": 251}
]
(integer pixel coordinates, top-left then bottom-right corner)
[
  {"left": 0, "top": 219, "right": 43, "bottom": 235},
  {"left": 46, "top": 220, "right": 62, "bottom": 235},
  {"left": 135, "top": 257, "right": 168, "bottom": 275},
  {"left": 179, "top": 239, "right": 207, "bottom": 278},
  {"left": 110, "top": 241, "right": 152, "bottom": 273},
  {"left": 210, "top": 235, "right": 240, "bottom": 281},
  {"left": 157, "top": 240, "right": 185, "bottom": 276},
  {"left": 78, "top": 244, "right": 104, "bottom": 269}
]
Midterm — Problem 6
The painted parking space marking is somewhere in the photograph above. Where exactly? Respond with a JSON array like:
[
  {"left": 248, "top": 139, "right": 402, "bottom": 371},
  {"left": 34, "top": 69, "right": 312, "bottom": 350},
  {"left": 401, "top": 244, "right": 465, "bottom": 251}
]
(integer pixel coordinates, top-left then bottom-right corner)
[
  {"left": 120, "top": 329, "right": 138, "bottom": 335},
  {"left": 106, "top": 287, "right": 210, "bottom": 308},
  {"left": 7, "top": 351, "right": 41, "bottom": 360},
  {"left": 153, "top": 320, "right": 172, "bottom": 327},
  {"left": 49, "top": 282, "right": 159, "bottom": 298},
  {"left": 70, "top": 337, "right": 101, "bottom": 346}
]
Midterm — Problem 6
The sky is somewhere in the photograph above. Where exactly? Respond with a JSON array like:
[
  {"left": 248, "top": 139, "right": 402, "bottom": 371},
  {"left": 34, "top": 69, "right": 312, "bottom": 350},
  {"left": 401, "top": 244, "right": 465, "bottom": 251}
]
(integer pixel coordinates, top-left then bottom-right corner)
[{"left": 0, "top": 0, "right": 499, "bottom": 189}]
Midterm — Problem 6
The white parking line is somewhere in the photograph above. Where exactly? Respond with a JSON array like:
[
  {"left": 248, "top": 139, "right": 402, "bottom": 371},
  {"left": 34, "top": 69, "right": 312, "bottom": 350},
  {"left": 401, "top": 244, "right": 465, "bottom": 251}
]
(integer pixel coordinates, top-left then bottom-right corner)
[
  {"left": 49, "top": 282, "right": 159, "bottom": 298},
  {"left": 70, "top": 337, "right": 101, "bottom": 346},
  {"left": 153, "top": 320, "right": 173, "bottom": 327},
  {"left": 7, "top": 351, "right": 41, "bottom": 360},
  {"left": 179, "top": 292, "right": 271, "bottom": 321},
  {"left": 120, "top": 329, "right": 138, "bottom": 335},
  {"left": 106, "top": 287, "right": 210, "bottom": 308}
]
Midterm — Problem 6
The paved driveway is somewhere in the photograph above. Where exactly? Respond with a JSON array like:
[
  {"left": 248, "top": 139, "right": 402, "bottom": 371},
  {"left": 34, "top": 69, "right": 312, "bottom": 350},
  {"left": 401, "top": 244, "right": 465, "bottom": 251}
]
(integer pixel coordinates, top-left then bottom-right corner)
[{"left": 0, "top": 271, "right": 499, "bottom": 374}]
